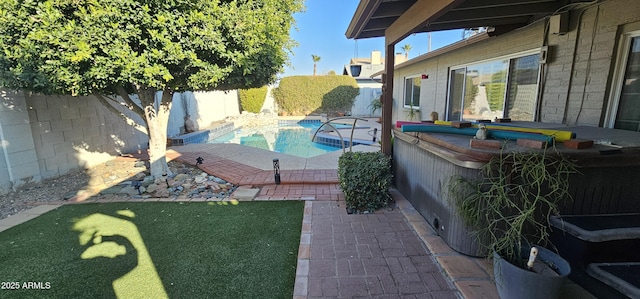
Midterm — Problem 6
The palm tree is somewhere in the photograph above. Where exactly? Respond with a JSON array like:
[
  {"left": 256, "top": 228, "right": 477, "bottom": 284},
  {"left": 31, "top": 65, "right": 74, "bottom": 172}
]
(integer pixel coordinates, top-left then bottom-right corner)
[
  {"left": 402, "top": 44, "right": 412, "bottom": 59},
  {"left": 311, "top": 54, "right": 321, "bottom": 76}
]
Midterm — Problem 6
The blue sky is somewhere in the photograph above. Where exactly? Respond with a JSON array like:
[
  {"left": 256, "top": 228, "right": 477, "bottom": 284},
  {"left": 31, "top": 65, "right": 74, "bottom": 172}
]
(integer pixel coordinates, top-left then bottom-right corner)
[{"left": 282, "top": 0, "right": 464, "bottom": 77}]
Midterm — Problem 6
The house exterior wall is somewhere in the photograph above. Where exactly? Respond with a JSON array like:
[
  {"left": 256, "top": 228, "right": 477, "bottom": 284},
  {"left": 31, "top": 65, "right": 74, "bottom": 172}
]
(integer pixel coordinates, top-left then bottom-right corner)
[
  {"left": 392, "top": 23, "right": 544, "bottom": 123},
  {"left": 0, "top": 89, "right": 240, "bottom": 195},
  {"left": 391, "top": 0, "right": 640, "bottom": 127}
]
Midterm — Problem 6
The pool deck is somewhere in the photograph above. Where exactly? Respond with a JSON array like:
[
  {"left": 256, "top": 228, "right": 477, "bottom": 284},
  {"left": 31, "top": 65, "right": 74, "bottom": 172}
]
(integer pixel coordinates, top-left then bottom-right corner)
[{"left": 0, "top": 118, "right": 595, "bottom": 298}]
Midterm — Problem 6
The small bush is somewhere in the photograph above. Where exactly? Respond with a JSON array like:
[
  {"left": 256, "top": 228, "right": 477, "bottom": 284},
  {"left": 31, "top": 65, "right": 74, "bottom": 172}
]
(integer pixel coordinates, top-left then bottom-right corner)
[
  {"left": 239, "top": 86, "right": 268, "bottom": 113},
  {"left": 338, "top": 151, "right": 392, "bottom": 212}
]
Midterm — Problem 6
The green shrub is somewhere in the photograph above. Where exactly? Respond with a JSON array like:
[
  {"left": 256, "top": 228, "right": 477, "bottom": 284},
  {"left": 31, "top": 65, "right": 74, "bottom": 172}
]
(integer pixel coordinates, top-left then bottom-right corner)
[
  {"left": 239, "top": 86, "right": 268, "bottom": 113},
  {"left": 273, "top": 75, "right": 359, "bottom": 115},
  {"left": 338, "top": 151, "right": 392, "bottom": 212}
]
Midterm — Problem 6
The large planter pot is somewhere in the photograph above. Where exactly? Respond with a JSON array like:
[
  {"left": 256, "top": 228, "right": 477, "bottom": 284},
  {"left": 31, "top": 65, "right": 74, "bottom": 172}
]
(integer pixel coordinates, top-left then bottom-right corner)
[{"left": 493, "top": 245, "right": 570, "bottom": 299}]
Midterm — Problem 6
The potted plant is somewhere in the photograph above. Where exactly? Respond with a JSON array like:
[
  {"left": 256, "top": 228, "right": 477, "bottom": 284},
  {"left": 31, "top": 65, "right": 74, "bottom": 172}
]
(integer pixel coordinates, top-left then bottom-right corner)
[
  {"left": 367, "top": 97, "right": 383, "bottom": 122},
  {"left": 368, "top": 97, "right": 382, "bottom": 115},
  {"left": 406, "top": 105, "right": 419, "bottom": 122},
  {"left": 448, "top": 149, "right": 578, "bottom": 299}
]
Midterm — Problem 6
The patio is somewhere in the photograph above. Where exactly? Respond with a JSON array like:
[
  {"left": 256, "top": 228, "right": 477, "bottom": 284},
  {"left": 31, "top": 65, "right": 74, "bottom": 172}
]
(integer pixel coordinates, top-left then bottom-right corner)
[{"left": 0, "top": 140, "right": 596, "bottom": 298}]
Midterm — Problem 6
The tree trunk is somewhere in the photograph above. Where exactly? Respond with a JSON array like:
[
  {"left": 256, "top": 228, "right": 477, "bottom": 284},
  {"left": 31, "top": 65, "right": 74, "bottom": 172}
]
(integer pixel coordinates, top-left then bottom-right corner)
[{"left": 140, "top": 88, "right": 173, "bottom": 178}]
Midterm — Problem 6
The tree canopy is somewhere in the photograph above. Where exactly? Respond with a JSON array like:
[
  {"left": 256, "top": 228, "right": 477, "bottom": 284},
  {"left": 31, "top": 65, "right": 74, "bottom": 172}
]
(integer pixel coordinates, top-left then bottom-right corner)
[
  {"left": 0, "top": 0, "right": 304, "bottom": 179},
  {"left": 0, "top": 0, "right": 303, "bottom": 94}
]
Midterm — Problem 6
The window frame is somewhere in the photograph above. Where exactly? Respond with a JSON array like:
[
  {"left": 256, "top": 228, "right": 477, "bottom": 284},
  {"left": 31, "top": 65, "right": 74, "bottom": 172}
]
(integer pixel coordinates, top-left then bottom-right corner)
[
  {"left": 403, "top": 75, "right": 422, "bottom": 110},
  {"left": 445, "top": 49, "right": 542, "bottom": 121},
  {"left": 604, "top": 30, "right": 640, "bottom": 129}
]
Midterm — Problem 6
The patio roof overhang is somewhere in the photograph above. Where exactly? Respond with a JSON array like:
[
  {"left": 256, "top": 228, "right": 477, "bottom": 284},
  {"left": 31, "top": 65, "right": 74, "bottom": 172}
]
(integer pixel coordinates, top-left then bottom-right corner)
[
  {"left": 346, "top": 0, "right": 588, "bottom": 45},
  {"left": 346, "top": 0, "right": 589, "bottom": 155}
]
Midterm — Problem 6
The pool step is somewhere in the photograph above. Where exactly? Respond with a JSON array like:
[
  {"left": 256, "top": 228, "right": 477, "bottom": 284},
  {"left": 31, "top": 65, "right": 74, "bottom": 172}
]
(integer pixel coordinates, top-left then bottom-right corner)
[{"left": 168, "top": 123, "right": 235, "bottom": 146}]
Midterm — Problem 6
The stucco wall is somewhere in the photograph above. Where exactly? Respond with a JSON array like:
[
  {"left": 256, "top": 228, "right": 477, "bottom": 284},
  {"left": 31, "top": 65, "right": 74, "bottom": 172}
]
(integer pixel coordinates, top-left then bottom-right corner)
[
  {"left": 352, "top": 81, "right": 383, "bottom": 117},
  {"left": 167, "top": 90, "right": 240, "bottom": 137},
  {"left": 391, "top": 0, "right": 640, "bottom": 127}
]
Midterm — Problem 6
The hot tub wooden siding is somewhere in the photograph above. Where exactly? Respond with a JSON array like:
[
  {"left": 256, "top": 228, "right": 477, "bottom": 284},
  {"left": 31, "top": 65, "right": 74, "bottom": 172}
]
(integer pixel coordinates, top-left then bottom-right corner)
[
  {"left": 394, "top": 132, "right": 487, "bottom": 256},
  {"left": 392, "top": 124, "right": 640, "bottom": 257}
]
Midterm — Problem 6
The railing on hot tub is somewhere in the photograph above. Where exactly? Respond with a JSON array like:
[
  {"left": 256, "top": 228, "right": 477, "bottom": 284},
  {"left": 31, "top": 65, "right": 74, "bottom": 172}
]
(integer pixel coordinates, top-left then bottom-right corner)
[{"left": 311, "top": 117, "right": 371, "bottom": 153}]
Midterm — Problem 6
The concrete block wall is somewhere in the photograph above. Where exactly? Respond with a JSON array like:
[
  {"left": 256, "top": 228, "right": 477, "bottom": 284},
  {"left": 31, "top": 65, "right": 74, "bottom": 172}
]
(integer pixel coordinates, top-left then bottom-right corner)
[
  {"left": 0, "top": 90, "right": 41, "bottom": 193},
  {"left": 543, "top": 2, "right": 636, "bottom": 126},
  {"left": 25, "top": 93, "right": 148, "bottom": 180},
  {"left": 0, "top": 88, "right": 241, "bottom": 195}
]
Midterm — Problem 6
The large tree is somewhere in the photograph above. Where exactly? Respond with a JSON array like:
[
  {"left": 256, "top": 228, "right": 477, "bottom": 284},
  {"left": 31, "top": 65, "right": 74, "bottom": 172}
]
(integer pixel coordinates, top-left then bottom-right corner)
[{"left": 0, "top": 0, "right": 303, "bottom": 177}]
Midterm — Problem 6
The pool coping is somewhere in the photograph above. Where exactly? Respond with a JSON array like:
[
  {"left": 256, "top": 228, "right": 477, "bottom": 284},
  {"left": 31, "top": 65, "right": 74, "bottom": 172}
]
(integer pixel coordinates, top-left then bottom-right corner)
[{"left": 170, "top": 118, "right": 377, "bottom": 151}]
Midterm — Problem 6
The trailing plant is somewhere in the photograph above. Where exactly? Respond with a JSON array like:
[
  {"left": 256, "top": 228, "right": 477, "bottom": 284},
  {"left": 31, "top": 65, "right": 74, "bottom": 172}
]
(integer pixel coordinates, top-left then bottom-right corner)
[
  {"left": 338, "top": 152, "right": 392, "bottom": 212},
  {"left": 447, "top": 149, "right": 578, "bottom": 267}
]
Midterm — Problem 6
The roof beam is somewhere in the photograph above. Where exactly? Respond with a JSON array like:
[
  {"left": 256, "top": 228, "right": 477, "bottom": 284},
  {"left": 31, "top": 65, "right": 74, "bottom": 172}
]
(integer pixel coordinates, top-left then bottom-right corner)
[
  {"left": 346, "top": 0, "right": 382, "bottom": 39},
  {"left": 419, "top": 16, "right": 533, "bottom": 32},
  {"left": 385, "top": 0, "right": 464, "bottom": 45},
  {"left": 437, "top": 2, "right": 560, "bottom": 23},
  {"left": 363, "top": 18, "right": 396, "bottom": 31},
  {"left": 371, "top": 1, "right": 415, "bottom": 18},
  {"left": 453, "top": 0, "right": 557, "bottom": 11}
]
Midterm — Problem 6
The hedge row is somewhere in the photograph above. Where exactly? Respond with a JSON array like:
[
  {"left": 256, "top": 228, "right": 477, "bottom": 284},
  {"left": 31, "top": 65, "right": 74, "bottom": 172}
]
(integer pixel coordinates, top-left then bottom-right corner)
[
  {"left": 272, "top": 75, "right": 359, "bottom": 115},
  {"left": 239, "top": 86, "right": 268, "bottom": 113}
]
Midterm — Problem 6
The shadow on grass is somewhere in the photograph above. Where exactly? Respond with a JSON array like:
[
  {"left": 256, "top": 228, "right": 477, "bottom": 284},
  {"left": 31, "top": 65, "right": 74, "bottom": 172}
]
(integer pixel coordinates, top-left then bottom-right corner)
[{"left": 0, "top": 201, "right": 304, "bottom": 298}]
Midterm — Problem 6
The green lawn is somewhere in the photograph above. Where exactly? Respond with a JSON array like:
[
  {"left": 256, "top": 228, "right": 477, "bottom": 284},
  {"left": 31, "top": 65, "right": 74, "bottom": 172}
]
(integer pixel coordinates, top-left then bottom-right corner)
[{"left": 0, "top": 201, "right": 304, "bottom": 299}]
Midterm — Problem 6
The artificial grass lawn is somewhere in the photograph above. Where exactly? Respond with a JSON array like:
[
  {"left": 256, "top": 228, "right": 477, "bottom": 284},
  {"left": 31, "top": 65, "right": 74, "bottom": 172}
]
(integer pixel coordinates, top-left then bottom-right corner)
[{"left": 0, "top": 201, "right": 304, "bottom": 299}]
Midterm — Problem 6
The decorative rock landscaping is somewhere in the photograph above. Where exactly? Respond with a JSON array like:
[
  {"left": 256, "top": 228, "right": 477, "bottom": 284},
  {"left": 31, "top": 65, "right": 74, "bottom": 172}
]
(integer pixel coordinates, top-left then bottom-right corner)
[{"left": 77, "top": 159, "right": 238, "bottom": 201}]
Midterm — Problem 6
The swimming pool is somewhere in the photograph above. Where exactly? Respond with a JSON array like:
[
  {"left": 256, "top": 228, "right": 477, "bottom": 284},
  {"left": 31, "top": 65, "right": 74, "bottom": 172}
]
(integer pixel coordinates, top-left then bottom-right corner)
[{"left": 208, "top": 122, "right": 343, "bottom": 158}]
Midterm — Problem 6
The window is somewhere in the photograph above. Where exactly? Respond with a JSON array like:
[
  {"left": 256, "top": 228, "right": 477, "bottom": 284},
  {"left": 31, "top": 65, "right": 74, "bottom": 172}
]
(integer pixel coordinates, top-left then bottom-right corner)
[
  {"left": 446, "top": 52, "right": 540, "bottom": 121},
  {"left": 403, "top": 76, "right": 421, "bottom": 108},
  {"left": 607, "top": 32, "right": 640, "bottom": 132}
]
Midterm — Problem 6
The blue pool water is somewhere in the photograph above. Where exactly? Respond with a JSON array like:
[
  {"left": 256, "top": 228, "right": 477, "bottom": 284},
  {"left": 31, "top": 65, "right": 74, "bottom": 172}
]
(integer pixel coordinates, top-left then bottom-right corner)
[{"left": 208, "top": 123, "right": 343, "bottom": 158}]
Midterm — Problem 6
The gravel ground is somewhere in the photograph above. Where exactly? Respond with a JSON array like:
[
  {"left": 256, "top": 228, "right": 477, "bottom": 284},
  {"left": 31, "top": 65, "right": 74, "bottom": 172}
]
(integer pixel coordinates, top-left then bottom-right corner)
[
  {"left": 0, "top": 169, "right": 90, "bottom": 220},
  {"left": 0, "top": 159, "right": 210, "bottom": 221}
]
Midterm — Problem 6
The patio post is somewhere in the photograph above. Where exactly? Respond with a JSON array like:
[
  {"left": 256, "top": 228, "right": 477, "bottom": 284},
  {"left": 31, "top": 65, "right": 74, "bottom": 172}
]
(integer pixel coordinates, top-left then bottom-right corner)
[{"left": 381, "top": 42, "right": 395, "bottom": 156}]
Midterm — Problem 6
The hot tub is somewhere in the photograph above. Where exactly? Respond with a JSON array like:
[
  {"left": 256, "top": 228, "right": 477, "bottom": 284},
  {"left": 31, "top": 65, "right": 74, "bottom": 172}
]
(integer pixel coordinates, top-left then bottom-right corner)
[{"left": 393, "top": 123, "right": 640, "bottom": 257}]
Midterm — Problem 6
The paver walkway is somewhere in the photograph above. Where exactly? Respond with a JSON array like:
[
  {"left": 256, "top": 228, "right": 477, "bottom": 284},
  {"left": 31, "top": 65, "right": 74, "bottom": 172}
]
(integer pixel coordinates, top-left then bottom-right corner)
[{"left": 299, "top": 199, "right": 459, "bottom": 299}]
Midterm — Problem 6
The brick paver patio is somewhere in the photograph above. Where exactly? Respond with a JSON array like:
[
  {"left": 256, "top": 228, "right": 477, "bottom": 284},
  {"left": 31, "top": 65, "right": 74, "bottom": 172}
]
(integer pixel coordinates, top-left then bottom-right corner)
[{"left": 0, "top": 147, "right": 595, "bottom": 298}]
